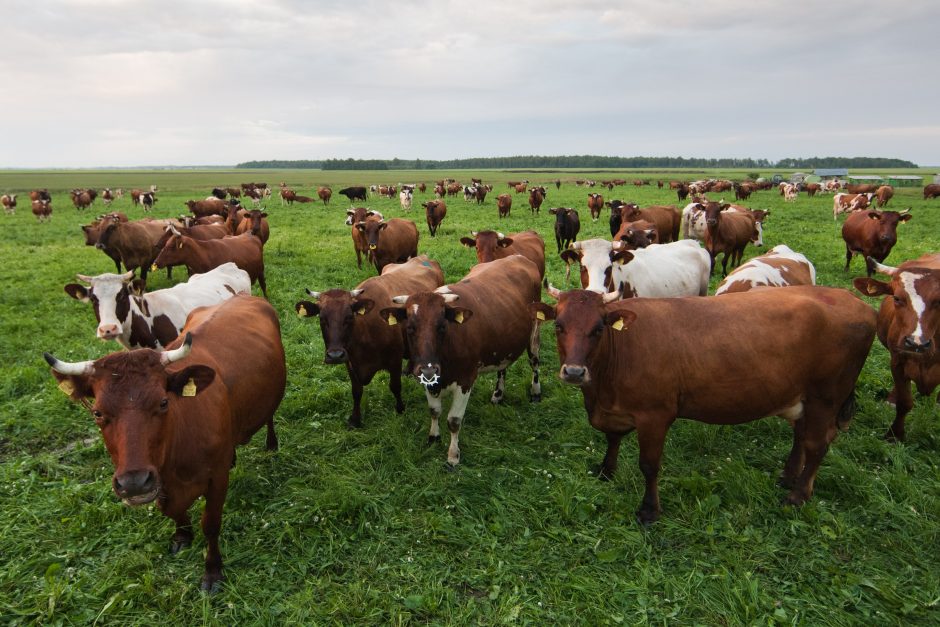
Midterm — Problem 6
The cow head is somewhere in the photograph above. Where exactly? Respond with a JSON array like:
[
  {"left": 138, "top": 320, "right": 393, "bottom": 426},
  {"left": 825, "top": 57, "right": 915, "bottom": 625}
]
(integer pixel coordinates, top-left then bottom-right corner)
[
  {"left": 379, "top": 290, "right": 471, "bottom": 391},
  {"left": 64, "top": 271, "right": 137, "bottom": 341},
  {"left": 529, "top": 287, "right": 627, "bottom": 386},
  {"left": 355, "top": 219, "right": 387, "bottom": 252},
  {"left": 44, "top": 334, "right": 215, "bottom": 505},
  {"left": 460, "top": 231, "right": 511, "bottom": 263},
  {"left": 865, "top": 209, "right": 911, "bottom": 243},
  {"left": 855, "top": 263, "right": 940, "bottom": 356},
  {"left": 559, "top": 239, "right": 621, "bottom": 292},
  {"left": 616, "top": 220, "right": 658, "bottom": 249},
  {"left": 749, "top": 209, "right": 769, "bottom": 246},
  {"left": 153, "top": 232, "right": 188, "bottom": 269},
  {"left": 703, "top": 201, "right": 731, "bottom": 227},
  {"left": 295, "top": 289, "right": 372, "bottom": 364}
]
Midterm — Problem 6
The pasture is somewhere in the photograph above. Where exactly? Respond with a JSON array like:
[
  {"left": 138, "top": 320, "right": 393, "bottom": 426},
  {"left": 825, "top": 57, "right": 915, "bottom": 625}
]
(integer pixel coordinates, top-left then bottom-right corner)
[{"left": 1, "top": 168, "right": 939, "bottom": 624}]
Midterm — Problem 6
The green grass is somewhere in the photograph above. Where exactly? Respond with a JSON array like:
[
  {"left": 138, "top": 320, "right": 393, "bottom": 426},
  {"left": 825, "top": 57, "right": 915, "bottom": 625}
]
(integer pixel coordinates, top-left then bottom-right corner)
[{"left": 1, "top": 168, "right": 940, "bottom": 624}]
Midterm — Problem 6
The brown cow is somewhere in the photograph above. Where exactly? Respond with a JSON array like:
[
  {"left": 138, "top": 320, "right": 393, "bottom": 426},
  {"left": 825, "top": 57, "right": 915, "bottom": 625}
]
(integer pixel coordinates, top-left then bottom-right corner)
[
  {"left": 295, "top": 256, "right": 445, "bottom": 427},
  {"left": 186, "top": 198, "right": 228, "bottom": 218},
  {"left": 620, "top": 204, "right": 680, "bottom": 243},
  {"left": 30, "top": 189, "right": 51, "bottom": 202},
  {"left": 70, "top": 189, "right": 97, "bottom": 211},
  {"left": 346, "top": 207, "right": 382, "bottom": 269},
  {"left": 2, "top": 193, "right": 16, "bottom": 214},
  {"left": 803, "top": 182, "right": 821, "bottom": 197},
  {"left": 847, "top": 183, "right": 879, "bottom": 194},
  {"left": 702, "top": 201, "right": 756, "bottom": 276},
  {"left": 613, "top": 220, "right": 658, "bottom": 249},
  {"left": 530, "top": 285, "right": 875, "bottom": 522},
  {"left": 715, "top": 244, "right": 816, "bottom": 295},
  {"left": 875, "top": 185, "right": 894, "bottom": 208},
  {"left": 317, "top": 186, "right": 332, "bottom": 205},
  {"left": 32, "top": 199, "right": 52, "bottom": 222},
  {"left": 854, "top": 253, "right": 940, "bottom": 441},
  {"left": 82, "top": 213, "right": 129, "bottom": 272},
  {"left": 528, "top": 186, "right": 546, "bottom": 213},
  {"left": 44, "top": 294, "right": 285, "bottom": 591},
  {"left": 496, "top": 193, "right": 512, "bottom": 218},
  {"left": 279, "top": 188, "right": 297, "bottom": 206},
  {"left": 924, "top": 184, "right": 940, "bottom": 200},
  {"left": 379, "top": 255, "right": 544, "bottom": 465},
  {"left": 676, "top": 183, "right": 690, "bottom": 202},
  {"left": 733, "top": 182, "right": 754, "bottom": 201},
  {"left": 587, "top": 193, "right": 604, "bottom": 222},
  {"left": 459, "top": 230, "right": 546, "bottom": 278},
  {"left": 842, "top": 209, "right": 911, "bottom": 276},
  {"left": 355, "top": 218, "right": 419, "bottom": 273},
  {"left": 514, "top": 182, "right": 527, "bottom": 194},
  {"left": 97, "top": 217, "right": 175, "bottom": 283},
  {"left": 154, "top": 232, "right": 268, "bottom": 297},
  {"left": 422, "top": 200, "right": 446, "bottom": 237},
  {"left": 235, "top": 209, "right": 270, "bottom": 244}
]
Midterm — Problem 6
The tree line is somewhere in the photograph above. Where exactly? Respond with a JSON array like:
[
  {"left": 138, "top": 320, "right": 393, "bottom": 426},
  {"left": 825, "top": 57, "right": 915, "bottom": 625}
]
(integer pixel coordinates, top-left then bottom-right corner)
[{"left": 235, "top": 155, "right": 918, "bottom": 170}]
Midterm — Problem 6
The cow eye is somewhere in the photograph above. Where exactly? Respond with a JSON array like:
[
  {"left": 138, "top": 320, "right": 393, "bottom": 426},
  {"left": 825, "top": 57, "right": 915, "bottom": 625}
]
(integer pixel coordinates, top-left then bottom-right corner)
[
  {"left": 555, "top": 323, "right": 565, "bottom": 334},
  {"left": 893, "top": 296, "right": 903, "bottom": 305},
  {"left": 92, "top": 410, "right": 107, "bottom": 425},
  {"left": 589, "top": 325, "right": 604, "bottom": 337},
  {"left": 159, "top": 398, "right": 169, "bottom": 410}
]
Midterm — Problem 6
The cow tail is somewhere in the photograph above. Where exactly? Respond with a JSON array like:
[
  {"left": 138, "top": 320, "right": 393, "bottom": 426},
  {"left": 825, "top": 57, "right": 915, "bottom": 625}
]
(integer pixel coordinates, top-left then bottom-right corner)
[{"left": 836, "top": 388, "right": 856, "bottom": 432}]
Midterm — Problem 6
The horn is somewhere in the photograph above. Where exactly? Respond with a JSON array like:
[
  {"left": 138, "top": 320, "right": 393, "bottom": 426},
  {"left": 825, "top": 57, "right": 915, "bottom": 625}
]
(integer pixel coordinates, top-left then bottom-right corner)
[
  {"left": 900, "top": 208, "right": 911, "bottom": 215},
  {"left": 349, "top": 289, "right": 364, "bottom": 297},
  {"left": 546, "top": 283, "right": 562, "bottom": 300},
  {"left": 75, "top": 273, "right": 95, "bottom": 283},
  {"left": 441, "top": 294, "right": 459, "bottom": 303},
  {"left": 169, "top": 225, "right": 182, "bottom": 236},
  {"left": 120, "top": 271, "right": 134, "bottom": 281},
  {"left": 434, "top": 286, "right": 454, "bottom": 294},
  {"left": 496, "top": 232, "right": 505, "bottom": 239},
  {"left": 602, "top": 289, "right": 621, "bottom": 304},
  {"left": 470, "top": 230, "right": 478, "bottom": 236},
  {"left": 868, "top": 258, "right": 899, "bottom": 276},
  {"left": 43, "top": 352, "right": 94, "bottom": 376},
  {"left": 305, "top": 289, "right": 321, "bottom": 299},
  {"left": 391, "top": 295, "right": 409, "bottom": 304},
  {"left": 160, "top": 333, "right": 192, "bottom": 364}
]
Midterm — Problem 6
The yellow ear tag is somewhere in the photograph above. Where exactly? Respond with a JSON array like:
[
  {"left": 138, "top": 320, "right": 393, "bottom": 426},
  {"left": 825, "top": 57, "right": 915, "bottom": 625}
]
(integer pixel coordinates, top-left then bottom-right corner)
[
  {"left": 150, "top": 263, "right": 158, "bottom": 271},
  {"left": 455, "top": 311, "right": 464, "bottom": 324},
  {"left": 387, "top": 316, "right": 398, "bottom": 326},
  {"left": 182, "top": 378, "right": 197, "bottom": 397},
  {"left": 357, "top": 307, "right": 367, "bottom": 316},
  {"left": 611, "top": 318, "right": 625, "bottom": 331},
  {"left": 298, "top": 304, "right": 307, "bottom": 317},
  {"left": 536, "top": 311, "right": 546, "bottom": 321},
  {"left": 58, "top": 380, "right": 74, "bottom": 396},
  {"left": 868, "top": 285, "right": 878, "bottom": 296}
]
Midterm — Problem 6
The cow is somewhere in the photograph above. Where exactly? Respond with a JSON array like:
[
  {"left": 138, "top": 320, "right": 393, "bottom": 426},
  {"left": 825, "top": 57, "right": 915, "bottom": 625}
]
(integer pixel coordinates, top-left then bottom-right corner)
[
  {"left": 528, "top": 187, "right": 546, "bottom": 213},
  {"left": 446, "top": 183, "right": 462, "bottom": 197},
  {"left": 355, "top": 218, "right": 419, "bottom": 273},
  {"left": 459, "top": 230, "right": 546, "bottom": 278},
  {"left": 70, "top": 189, "right": 96, "bottom": 210},
  {"left": 833, "top": 193, "right": 873, "bottom": 220},
  {"left": 559, "top": 239, "right": 710, "bottom": 298},
  {"left": 474, "top": 184, "right": 490, "bottom": 205},
  {"left": 709, "top": 180, "right": 733, "bottom": 193},
  {"left": 186, "top": 198, "right": 227, "bottom": 218},
  {"left": 529, "top": 285, "right": 876, "bottom": 522},
  {"left": 417, "top": 183, "right": 427, "bottom": 193},
  {"left": 681, "top": 202, "right": 708, "bottom": 241},
  {"left": 130, "top": 185, "right": 158, "bottom": 207},
  {"left": 620, "top": 204, "right": 680, "bottom": 243},
  {"left": 315, "top": 186, "right": 331, "bottom": 205},
  {"left": 841, "top": 209, "right": 911, "bottom": 277},
  {"left": 96, "top": 217, "right": 174, "bottom": 284},
  {"left": 339, "top": 186, "right": 368, "bottom": 203},
  {"left": 847, "top": 183, "right": 879, "bottom": 194},
  {"left": 140, "top": 191, "right": 157, "bottom": 212},
  {"left": 733, "top": 182, "right": 754, "bottom": 201},
  {"left": 924, "top": 184, "right": 940, "bottom": 200},
  {"left": 101, "top": 188, "right": 116, "bottom": 206},
  {"left": 400, "top": 189, "right": 413, "bottom": 211},
  {"left": 30, "top": 189, "right": 51, "bottom": 202},
  {"left": 295, "top": 256, "right": 445, "bottom": 428},
  {"left": 64, "top": 264, "right": 250, "bottom": 349},
  {"left": 496, "top": 193, "right": 512, "bottom": 218},
  {"left": 587, "top": 193, "right": 604, "bottom": 222},
  {"left": 703, "top": 201, "right": 757, "bottom": 276},
  {"left": 804, "top": 182, "right": 821, "bottom": 197},
  {"left": 32, "top": 199, "right": 52, "bottom": 222},
  {"left": 874, "top": 185, "right": 894, "bottom": 208},
  {"left": 782, "top": 183, "right": 798, "bottom": 202},
  {"left": 715, "top": 245, "right": 816, "bottom": 295},
  {"left": 613, "top": 220, "right": 658, "bottom": 249},
  {"left": 153, "top": 232, "right": 268, "bottom": 297},
  {"left": 81, "top": 213, "right": 129, "bottom": 272},
  {"left": 225, "top": 187, "right": 241, "bottom": 199},
  {"left": 233, "top": 209, "right": 270, "bottom": 244},
  {"left": 854, "top": 254, "right": 940, "bottom": 441},
  {"left": 279, "top": 187, "right": 297, "bottom": 206},
  {"left": 210, "top": 187, "right": 227, "bottom": 200},
  {"left": 422, "top": 200, "right": 446, "bottom": 237},
  {"left": 548, "top": 207, "right": 580, "bottom": 252},
  {"left": 378, "top": 255, "right": 544, "bottom": 466},
  {"left": 348, "top": 209, "right": 382, "bottom": 269},
  {"left": 44, "top": 294, "right": 285, "bottom": 591},
  {"left": 1, "top": 193, "right": 16, "bottom": 214}
]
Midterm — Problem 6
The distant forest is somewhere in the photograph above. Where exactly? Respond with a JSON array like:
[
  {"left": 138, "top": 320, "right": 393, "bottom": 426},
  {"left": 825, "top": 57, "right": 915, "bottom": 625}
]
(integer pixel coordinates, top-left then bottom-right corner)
[{"left": 235, "top": 156, "right": 918, "bottom": 170}]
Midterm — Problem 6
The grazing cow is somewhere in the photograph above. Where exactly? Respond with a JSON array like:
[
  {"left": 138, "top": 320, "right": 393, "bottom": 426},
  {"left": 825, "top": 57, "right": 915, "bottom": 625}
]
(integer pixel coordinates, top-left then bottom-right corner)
[
  {"left": 96, "top": 217, "right": 173, "bottom": 283},
  {"left": 496, "top": 193, "right": 512, "bottom": 218},
  {"left": 841, "top": 209, "right": 911, "bottom": 277},
  {"left": 854, "top": 254, "right": 940, "bottom": 440},
  {"left": 234, "top": 209, "right": 270, "bottom": 244},
  {"left": 423, "top": 200, "right": 446, "bottom": 237},
  {"left": 186, "top": 198, "right": 227, "bottom": 218},
  {"left": 733, "top": 182, "right": 755, "bottom": 200},
  {"left": 154, "top": 232, "right": 268, "bottom": 297},
  {"left": 295, "top": 256, "right": 445, "bottom": 428},
  {"left": 355, "top": 218, "right": 419, "bottom": 273},
  {"left": 400, "top": 189, "right": 413, "bottom": 211},
  {"left": 847, "top": 183, "right": 879, "bottom": 194},
  {"left": 45, "top": 294, "right": 285, "bottom": 591},
  {"left": 559, "top": 239, "right": 710, "bottom": 298},
  {"left": 339, "top": 186, "right": 368, "bottom": 203},
  {"left": 548, "top": 207, "right": 580, "bottom": 252},
  {"left": 1, "top": 193, "right": 16, "bottom": 214},
  {"left": 702, "top": 201, "right": 756, "bottom": 276},
  {"left": 587, "top": 193, "right": 604, "bottom": 222},
  {"left": 716, "top": 245, "right": 816, "bottom": 295},
  {"left": 614, "top": 220, "right": 658, "bottom": 249},
  {"left": 279, "top": 187, "right": 297, "bottom": 206},
  {"left": 225, "top": 187, "right": 241, "bottom": 198},
  {"left": 32, "top": 199, "right": 52, "bottom": 222},
  {"left": 924, "top": 184, "right": 940, "bottom": 200},
  {"left": 529, "top": 286, "right": 875, "bottom": 522},
  {"left": 64, "top": 264, "right": 250, "bottom": 349},
  {"left": 620, "top": 204, "right": 680, "bottom": 243},
  {"left": 140, "top": 191, "right": 157, "bottom": 212},
  {"left": 875, "top": 185, "right": 894, "bottom": 208},
  {"left": 528, "top": 186, "right": 545, "bottom": 213},
  {"left": 832, "top": 192, "right": 873, "bottom": 220},
  {"left": 30, "top": 189, "right": 51, "bottom": 202},
  {"left": 459, "top": 230, "right": 546, "bottom": 278},
  {"left": 379, "top": 255, "right": 544, "bottom": 465},
  {"left": 676, "top": 183, "right": 690, "bottom": 202},
  {"left": 318, "top": 186, "right": 332, "bottom": 205},
  {"left": 804, "top": 182, "right": 821, "bottom": 197}
]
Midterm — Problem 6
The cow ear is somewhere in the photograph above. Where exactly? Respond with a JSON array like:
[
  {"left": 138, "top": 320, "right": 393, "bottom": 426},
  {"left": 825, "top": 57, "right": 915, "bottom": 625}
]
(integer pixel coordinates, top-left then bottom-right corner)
[
  {"left": 64, "top": 284, "right": 89, "bottom": 302},
  {"left": 610, "top": 250, "right": 635, "bottom": 265},
  {"left": 604, "top": 310, "right": 637, "bottom": 331},
  {"left": 445, "top": 307, "right": 473, "bottom": 324},
  {"left": 720, "top": 203, "right": 731, "bottom": 210},
  {"left": 899, "top": 213, "right": 912, "bottom": 223},
  {"left": 559, "top": 250, "right": 580, "bottom": 265},
  {"left": 166, "top": 365, "right": 216, "bottom": 397},
  {"left": 49, "top": 370, "right": 95, "bottom": 402},
  {"left": 351, "top": 298, "right": 374, "bottom": 315},
  {"left": 378, "top": 222, "right": 389, "bottom": 230},
  {"left": 130, "top": 279, "right": 146, "bottom": 296},
  {"left": 867, "top": 211, "right": 881, "bottom": 220},
  {"left": 459, "top": 237, "right": 476, "bottom": 248},
  {"left": 529, "top": 302, "right": 555, "bottom": 322},
  {"left": 379, "top": 307, "right": 406, "bottom": 326},
  {"left": 355, "top": 223, "right": 366, "bottom": 232},
  {"left": 853, "top": 278, "right": 892, "bottom": 298},
  {"left": 498, "top": 237, "right": 514, "bottom": 247},
  {"left": 295, "top": 300, "right": 320, "bottom": 318},
  {"left": 260, "top": 212, "right": 268, "bottom": 218}
]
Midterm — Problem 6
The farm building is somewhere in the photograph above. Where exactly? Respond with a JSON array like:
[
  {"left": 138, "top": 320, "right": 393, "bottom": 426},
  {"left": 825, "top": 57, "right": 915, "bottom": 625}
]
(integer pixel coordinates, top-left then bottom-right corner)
[
  {"left": 885, "top": 175, "right": 924, "bottom": 187},
  {"left": 814, "top": 168, "right": 849, "bottom": 179},
  {"left": 846, "top": 174, "right": 885, "bottom": 184}
]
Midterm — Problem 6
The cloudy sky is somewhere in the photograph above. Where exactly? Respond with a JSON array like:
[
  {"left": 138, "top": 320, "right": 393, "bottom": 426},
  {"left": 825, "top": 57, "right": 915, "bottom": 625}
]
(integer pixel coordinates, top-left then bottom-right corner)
[{"left": 1, "top": 0, "right": 937, "bottom": 167}]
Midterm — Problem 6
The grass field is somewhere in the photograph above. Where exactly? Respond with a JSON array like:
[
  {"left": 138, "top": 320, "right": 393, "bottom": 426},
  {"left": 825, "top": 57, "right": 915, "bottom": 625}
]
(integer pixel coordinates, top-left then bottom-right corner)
[{"left": 1, "top": 167, "right": 939, "bottom": 624}]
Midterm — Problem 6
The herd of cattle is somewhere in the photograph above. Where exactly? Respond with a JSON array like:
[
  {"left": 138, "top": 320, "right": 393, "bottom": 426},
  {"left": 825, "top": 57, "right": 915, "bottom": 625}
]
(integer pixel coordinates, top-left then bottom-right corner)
[{"left": 6, "top": 174, "right": 937, "bottom": 592}]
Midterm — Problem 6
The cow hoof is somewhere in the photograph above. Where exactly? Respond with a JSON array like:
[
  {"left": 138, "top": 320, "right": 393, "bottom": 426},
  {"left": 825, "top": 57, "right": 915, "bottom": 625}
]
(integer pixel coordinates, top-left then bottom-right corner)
[
  {"left": 200, "top": 574, "right": 224, "bottom": 595},
  {"left": 169, "top": 537, "right": 192, "bottom": 555},
  {"left": 635, "top": 508, "right": 660, "bottom": 526},
  {"left": 443, "top": 461, "right": 458, "bottom": 473},
  {"left": 346, "top": 419, "right": 363, "bottom": 430},
  {"left": 884, "top": 430, "right": 904, "bottom": 443},
  {"left": 427, "top": 435, "right": 441, "bottom": 446},
  {"left": 395, "top": 401, "right": 405, "bottom": 414},
  {"left": 590, "top": 463, "right": 614, "bottom": 481},
  {"left": 777, "top": 475, "right": 796, "bottom": 489},
  {"left": 782, "top": 491, "right": 808, "bottom": 507}
]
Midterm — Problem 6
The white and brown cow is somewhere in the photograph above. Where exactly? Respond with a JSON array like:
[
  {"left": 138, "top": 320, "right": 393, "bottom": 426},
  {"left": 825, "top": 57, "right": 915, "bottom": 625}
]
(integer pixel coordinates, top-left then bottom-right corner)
[
  {"left": 716, "top": 245, "right": 816, "bottom": 295},
  {"left": 832, "top": 193, "right": 873, "bottom": 220},
  {"left": 64, "top": 263, "right": 250, "bottom": 349},
  {"left": 2, "top": 193, "right": 16, "bottom": 214}
]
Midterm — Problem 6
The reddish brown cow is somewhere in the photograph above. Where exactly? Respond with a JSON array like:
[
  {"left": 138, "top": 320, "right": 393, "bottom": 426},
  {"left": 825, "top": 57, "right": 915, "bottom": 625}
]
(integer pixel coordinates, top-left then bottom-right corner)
[
  {"left": 620, "top": 204, "right": 680, "bottom": 243},
  {"left": 842, "top": 209, "right": 911, "bottom": 276},
  {"left": 803, "top": 182, "right": 821, "bottom": 197},
  {"left": 32, "top": 199, "right": 52, "bottom": 222},
  {"left": 82, "top": 213, "right": 129, "bottom": 272},
  {"left": 295, "top": 256, "right": 445, "bottom": 427},
  {"left": 379, "top": 255, "right": 544, "bottom": 465},
  {"left": 355, "top": 218, "right": 419, "bottom": 273},
  {"left": 613, "top": 220, "right": 658, "bottom": 249},
  {"left": 317, "top": 186, "right": 332, "bottom": 205},
  {"left": 30, "top": 189, "right": 51, "bottom": 202},
  {"left": 154, "top": 233, "right": 268, "bottom": 297},
  {"left": 854, "top": 253, "right": 940, "bottom": 441},
  {"left": 70, "top": 189, "right": 97, "bottom": 210},
  {"left": 186, "top": 198, "right": 228, "bottom": 218},
  {"left": 875, "top": 185, "right": 894, "bottom": 208},
  {"left": 733, "top": 182, "right": 754, "bottom": 200},
  {"left": 459, "top": 230, "right": 546, "bottom": 278},
  {"left": 346, "top": 208, "right": 382, "bottom": 269},
  {"left": 847, "top": 183, "right": 879, "bottom": 194},
  {"left": 702, "top": 201, "right": 756, "bottom": 276},
  {"left": 423, "top": 200, "right": 446, "bottom": 237},
  {"left": 235, "top": 209, "right": 270, "bottom": 244},
  {"left": 528, "top": 187, "right": 545, "bottom": 214},
  {"left": 496, "top": 193, "right": 512, "bottom": 218},
  {"left": 514, "top": 182, "right": 527, "bottom": 194},
  {"left": 279, "top": 188, "right": 297, "bottom": 205},
  {"left": 530, "top": 286, "right": 875, "bottom": 522},
  {"left": 97, "top": 217, "right": 175, "bottom": 283},
  {"left": 587, "top": 193, "right": 604, "bottom": 222},
  {"left": 45, "top": 294, "right": 285, "bottom": 591},
  {"left": 924, "top": 184, "right": 940, "bottom": 199}
]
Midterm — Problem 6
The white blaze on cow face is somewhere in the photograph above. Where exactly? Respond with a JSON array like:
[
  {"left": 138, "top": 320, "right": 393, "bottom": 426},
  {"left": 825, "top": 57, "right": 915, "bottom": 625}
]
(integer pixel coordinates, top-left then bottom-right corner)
[
  {"left": 574, "top": 239, "right": 617, "bottom": 293},
  {"left": 83, "top": 272, "right": 135, "bottom": 340},
  {"left": 900, "top": 271, "right": 928, "bottom": 344}
]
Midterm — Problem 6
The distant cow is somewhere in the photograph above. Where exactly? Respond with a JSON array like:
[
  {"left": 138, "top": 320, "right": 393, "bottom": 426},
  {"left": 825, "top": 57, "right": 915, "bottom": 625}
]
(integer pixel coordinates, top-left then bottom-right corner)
[
  {"left": 296, "top": 256, "right": 445, "bottom": 427},
  {"left": 1, "top": 193, "right": 16, "bottom": 214},
  {"left": 587, "top": 193, "right": 604, "bottom": 222},
  {"left": 528, "top": 187, "right": 546, "bottom": 213},
  {"left": 548, "top": 207, "right": 580, "bottom": 252},
  {"left": 154, "top": 231, "right": 268, "bottom": 297},
  {"left": 30, "top": 189, "right": 51, "bottom": 202},
  {"left": 70, "top": 189, "right": 96, "bottom": 211},
  {"left": 318, "top": 186, "right": 332, "bottom": 205},
  {"left": 32, "top": 199, "right": 52, "bottom": 222},
  {"left": 924, "top": 184, "right": 940, "bottom": 199},
  {"left": 733, "top": 182, "right": 754, "bottom": 201},
  {"left": 186, "top": 198, "right": 227, "bottom": 218},
  {"left": 702, "top": 201, "right": 756, "bottom": 276},
  {"left": 874, "top": 185, "right": 894, "bottom": 208},
  {"left": 339, "top": 186, "right": 368, "bottom": 202},
  {"left": 803, "top": 182, "right": 821, "bottom": 197},
  {"left": 716, "top": 245, "right": 816, "bottom": 295},
  {"left": 833, "top": 193, "right": 873, "bottom": 220},
  {"left": 842, "top": 209, "right": 911, "bottom": 276},
  {"left": 44, "top": 294, "right": 286, "bottom": 591},
  {"left": 355, "top": 218, "right": 419, "bottom": 273},
  {"left": 496, "top": 193, "right": 512, "bottom": 218},
  {"left": 140, "top": 191, "right": 157, "bottom": 212},
  {"left": 460, "top": 230, "right": 546, "bottom": 278},
  {"left": 422, "top": 200, "right": 446, "bottom": 237},
  {"left": 399, "top": 189, "right": 413, "bottom": 211}
]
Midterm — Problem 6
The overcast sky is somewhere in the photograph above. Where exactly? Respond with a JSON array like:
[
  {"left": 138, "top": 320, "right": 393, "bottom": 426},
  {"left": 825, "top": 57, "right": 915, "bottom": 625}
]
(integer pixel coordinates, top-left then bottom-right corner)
[{"left": 1, "top": 0, "right": 937, "bottom": 167}]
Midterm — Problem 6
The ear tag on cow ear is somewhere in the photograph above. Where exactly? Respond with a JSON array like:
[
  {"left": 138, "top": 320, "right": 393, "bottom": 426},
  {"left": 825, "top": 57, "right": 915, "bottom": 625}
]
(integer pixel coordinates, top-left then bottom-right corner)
[
  {"left": 387, "top": 315, "right": 398, "bottom": 326},
  {"left": 357, "top": 307, "right": 367, "bottom": 316},
  {"left": 454, "top": 311, "right": 464, "bottom": 324},
  {"left": 536, "top": 311, "right": 546, "bottom": 321},
  {"left": 182, "top": 378, "right": 197, "bottom": 397},
  {"left": 867, "top": 285, "right": 879, "bottom": 296},
  {"left": 612, "top": 317, "right": 626, "bottom": 331},
  {"left": 58, "top": 379, "right": 74, "bottom": 396},
  {"left": 150, "top": 263, "right": 158, "bottom": 272},
  {"left": 298, "top": 304, "right": 307, "bottom": 317}
]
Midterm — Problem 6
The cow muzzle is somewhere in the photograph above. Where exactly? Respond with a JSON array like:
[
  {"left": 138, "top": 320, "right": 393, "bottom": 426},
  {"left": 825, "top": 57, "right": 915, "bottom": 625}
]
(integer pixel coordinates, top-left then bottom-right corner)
[
  {"left": 97, "top": 324, "right": 121, "bottom": 340},
  {"left": 369, "top": 244, "right": 377, "bottom": 250},
  {"left": 902, "top": 336, "right": 933, "bottom": 354},
  {"left": 559, "top": 364, "right": 590, "bottom": 385},
  {"left": 113, "top": 469, "right": 160, "bottom": 506},
  {"left": 415, "top": 363, "right": 441, "bottom": 389},
  {"left": 706, "top": 219, "right": 718, "bottom": 226},
  {"left": 324, "top": 348, "right": 348, "bottom": 364}
]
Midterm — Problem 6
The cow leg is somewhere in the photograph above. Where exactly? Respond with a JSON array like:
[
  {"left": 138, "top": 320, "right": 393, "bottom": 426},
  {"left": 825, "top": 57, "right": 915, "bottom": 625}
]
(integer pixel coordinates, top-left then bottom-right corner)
[
  {"left": 258, "top": 272, "right": 268, "bottom": 299},
  {"left": 200, "top": 473, "right": 230, "bottom": 593},
  {"left": 347, "top": 365, "right": 364, "bottom": 428},
  {"left": 426, "top": 389, "right": 443, "bottom": 444},
  {"left": 780, "top": 417, "right": 807, "bottom": 489},
  {"left": 598, "top": 431, "right": 629, "bottom": 480},
  {"left": 720, "top": 252, "right": 730, "bottom": 277},
  {"left": 887, "top": 363, "right": 913, "bottom": 442},
  {"left": 162, "top": 497, "right": 194, "bottom": 555},
  {"left": 446, "top": 386, "right": 473, "bottom": 466},
  {"left": 490, "top": 369, "right": 506, "bottom": 404},
  {"left": 265, "top": 416, "right": 278, "bottom": 450},
  {"left": 844, "top": 244, "right": 853, "bottom": 271},
  {"left": 528, "top": 323, "right": 542, "bottom": 402},
  {"left": 355, "top": 248, "right": 362, "bottom": 269},
  {"left": 389, "top": 360, "right": 405, "bottom": 414},
  {"left": 634, "top": 416, "right": 672, "bottom": 524},
  {"left": 784, "top": 407, "right": 836, "bottom": 507}
]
